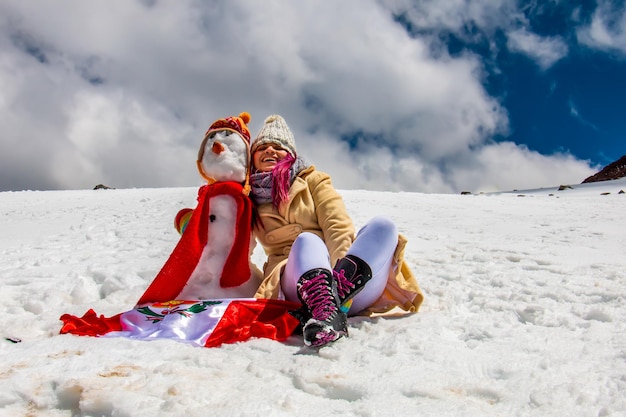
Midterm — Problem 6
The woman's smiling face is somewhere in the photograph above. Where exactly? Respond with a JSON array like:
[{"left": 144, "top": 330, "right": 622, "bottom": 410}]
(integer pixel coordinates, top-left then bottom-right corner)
[{"left": 253, "top": 143, "right": 289, "bottom": 172}]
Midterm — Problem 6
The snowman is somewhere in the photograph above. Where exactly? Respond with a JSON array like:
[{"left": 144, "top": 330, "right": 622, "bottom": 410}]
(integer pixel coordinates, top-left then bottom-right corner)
[{"left": 136, "top": 112, "right": 261, "bottom": 305}]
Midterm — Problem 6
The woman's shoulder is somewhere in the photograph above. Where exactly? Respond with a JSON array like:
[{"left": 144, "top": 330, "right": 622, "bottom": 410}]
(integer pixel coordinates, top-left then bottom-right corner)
[{"left": 300, "top": 165, "right": 331, "bottom": 182}]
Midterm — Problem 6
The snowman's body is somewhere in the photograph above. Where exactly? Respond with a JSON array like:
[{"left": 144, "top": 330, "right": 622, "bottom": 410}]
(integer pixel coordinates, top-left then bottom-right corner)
[{"left": 177, "top": 193, "right": 259, "bottom": 299}]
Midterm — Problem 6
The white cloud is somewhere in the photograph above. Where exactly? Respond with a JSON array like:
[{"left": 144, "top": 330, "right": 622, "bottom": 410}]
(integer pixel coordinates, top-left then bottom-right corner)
[
  {"left": 380, "top": 0, "right": 521, "bottom": 35},
  {"left": 298, "top": 131, "right": 595, "bottom": 194},
  {"left": 568, "top": 98, "right": 600, "bottom": 132},
  {"left": 0, "top": 0, "right": 599, "bottom": 193},
  {"left": 577, "top": 0, "right": 626, "bottom": 55},
  {"left": 506, "top": 29, "right": 569, "bottom": 69},
  {"left": 449, "top": 142, "right": 597, "bottom": 193},
  {"left": 56, "top": 89, "right": 198, "bottom": 189}
]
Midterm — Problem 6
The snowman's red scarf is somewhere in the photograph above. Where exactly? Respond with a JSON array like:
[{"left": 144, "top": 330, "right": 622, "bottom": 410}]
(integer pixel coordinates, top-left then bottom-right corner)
[{"left": 136, "top": 182, "right": 252, "bottom": 306}]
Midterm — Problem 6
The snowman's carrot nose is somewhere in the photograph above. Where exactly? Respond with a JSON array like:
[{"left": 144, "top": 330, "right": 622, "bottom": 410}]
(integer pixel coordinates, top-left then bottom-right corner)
[{"left": 212, "top": 141, "right": 225, "bottom": 155}]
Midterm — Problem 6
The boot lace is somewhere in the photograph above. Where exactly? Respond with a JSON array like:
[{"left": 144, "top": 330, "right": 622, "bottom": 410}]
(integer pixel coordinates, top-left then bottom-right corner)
[
  {"left": 334, "top": 269, "right": 355, "bottom": 300},
  {"left": 299, "top": 273, "right": 337, "bottom": 321}
]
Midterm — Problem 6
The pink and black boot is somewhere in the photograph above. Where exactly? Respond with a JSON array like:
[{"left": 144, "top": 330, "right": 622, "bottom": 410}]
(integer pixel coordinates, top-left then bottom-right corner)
[{"left": 297, "top": 268, "right": 347, "bottom": 348}]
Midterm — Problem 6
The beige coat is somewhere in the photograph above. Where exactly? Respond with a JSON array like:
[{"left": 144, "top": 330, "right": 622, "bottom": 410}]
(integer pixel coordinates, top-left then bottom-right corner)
[{"left": 253, "top": 166, "right": 423, "bottom": 316}]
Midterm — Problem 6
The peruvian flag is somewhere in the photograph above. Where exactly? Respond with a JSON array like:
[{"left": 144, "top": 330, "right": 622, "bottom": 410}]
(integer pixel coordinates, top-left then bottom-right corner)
[{"left": 60, "top": 298, "right": 300, "bottom": 348}]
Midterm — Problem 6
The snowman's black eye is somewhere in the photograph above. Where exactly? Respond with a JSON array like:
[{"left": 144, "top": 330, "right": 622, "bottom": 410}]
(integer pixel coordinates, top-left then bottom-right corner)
[
  {"left": 224, "top": 131, "right": 232, "bottom": 136},
  {"left": 209, "top": 214, "right": 216, "bottom": 222},
  {"left": 208, "top": 132, "right": 216, "bottom": 139}
]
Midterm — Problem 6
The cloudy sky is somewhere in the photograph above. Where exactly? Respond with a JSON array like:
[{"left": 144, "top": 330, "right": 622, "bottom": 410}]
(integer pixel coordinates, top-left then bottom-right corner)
[{"left": 1, "top": 0, "right": 624, "bottom": 193}]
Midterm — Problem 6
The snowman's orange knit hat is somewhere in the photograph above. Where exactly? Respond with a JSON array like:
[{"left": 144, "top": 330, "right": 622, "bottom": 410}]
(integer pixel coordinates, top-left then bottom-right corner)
[
  {"left": 203, "top": 112, "right": 251, "bottom": 144},
  {"left": 196, "top": 112, "right": 252, "bottom": 194}
]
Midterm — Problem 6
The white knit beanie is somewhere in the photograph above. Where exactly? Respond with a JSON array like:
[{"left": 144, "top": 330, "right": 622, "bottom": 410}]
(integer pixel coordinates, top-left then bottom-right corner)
[{"left": 251, "top": 115, "right": 296, "bottom": 156}]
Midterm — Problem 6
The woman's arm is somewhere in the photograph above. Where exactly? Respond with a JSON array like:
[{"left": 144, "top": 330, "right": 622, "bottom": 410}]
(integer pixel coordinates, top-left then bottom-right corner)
[{"left": 308, "top": 171, "right": 355, "bottom": 266}]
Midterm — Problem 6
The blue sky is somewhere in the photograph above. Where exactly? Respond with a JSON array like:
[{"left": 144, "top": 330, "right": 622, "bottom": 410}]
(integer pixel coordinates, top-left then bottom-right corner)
[
  {"left": 503, "top": 50, "right": 625, "bottom": 165},
  {"left": 0, "top": 0, "right": 624, "bottom": 193},
  {"left": 488, "top": 7, "right": 625, "bottom": 167}
]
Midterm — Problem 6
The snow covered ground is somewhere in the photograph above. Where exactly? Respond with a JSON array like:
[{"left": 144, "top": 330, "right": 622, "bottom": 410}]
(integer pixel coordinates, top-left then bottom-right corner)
[{"left": 0, "top": 178, "right": 625, "bottom": 416}]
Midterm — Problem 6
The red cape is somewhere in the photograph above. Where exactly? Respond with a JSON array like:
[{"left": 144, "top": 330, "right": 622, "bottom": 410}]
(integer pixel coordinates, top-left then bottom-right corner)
[{"left": 136, "top": 182, "right": 252, "bottom": 306}]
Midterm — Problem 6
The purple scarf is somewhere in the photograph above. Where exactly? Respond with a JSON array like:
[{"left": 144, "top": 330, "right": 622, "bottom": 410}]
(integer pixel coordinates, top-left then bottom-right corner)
[{"left": 250, "top": 155, "right": 308, "bottom": 208}]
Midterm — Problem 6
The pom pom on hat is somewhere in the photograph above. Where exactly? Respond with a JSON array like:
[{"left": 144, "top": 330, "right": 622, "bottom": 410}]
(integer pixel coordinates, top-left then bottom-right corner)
[
  {"left": 251, "top": 114, "right": 296, "bottom": 156},
  {"left": 204, "top": 112, "right": 252, "bottom": 145}
]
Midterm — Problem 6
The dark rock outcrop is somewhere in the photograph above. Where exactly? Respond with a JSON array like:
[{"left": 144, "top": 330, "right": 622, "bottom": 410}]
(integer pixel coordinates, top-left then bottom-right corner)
[
  {"left": 582, "top": 155, "right": 626, "bottom": 183},
  {"left": 94, "top": 184, "right": 115, "bottom": 190}
]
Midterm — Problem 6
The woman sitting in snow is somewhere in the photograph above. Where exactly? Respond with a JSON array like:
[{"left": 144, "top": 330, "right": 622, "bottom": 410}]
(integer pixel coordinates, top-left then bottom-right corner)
[{"left": 249, "top": 114, "right": 423, "bottom": 348}]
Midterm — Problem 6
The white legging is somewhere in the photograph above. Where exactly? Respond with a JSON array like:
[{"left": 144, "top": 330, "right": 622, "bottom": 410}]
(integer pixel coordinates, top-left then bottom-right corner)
[{"left": 282, "top": 216, "right": 398, "bottom": 315}]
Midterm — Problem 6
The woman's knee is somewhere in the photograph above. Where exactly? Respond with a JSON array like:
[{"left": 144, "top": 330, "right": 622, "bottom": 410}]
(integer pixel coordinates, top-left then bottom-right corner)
[
  {"left": 349, "top": 216, "right": 398, "bottom": 262},
  {"left": 293, "top": 232, "right": 327, "bottom": 253},
  {"left": 284, "top": 233, "right": 330, "bottom": 279},
  {"left": 358, "top": 216, "right": 397, "bottom": 240}
]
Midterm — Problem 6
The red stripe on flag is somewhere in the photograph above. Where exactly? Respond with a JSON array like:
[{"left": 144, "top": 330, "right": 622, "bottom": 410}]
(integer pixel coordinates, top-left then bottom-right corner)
[
  {"left": 204, "top": 299, "right": 301, "bottom": 347},
  {"left": 60, "top": 309, "right": 123, "bottom": 336}
]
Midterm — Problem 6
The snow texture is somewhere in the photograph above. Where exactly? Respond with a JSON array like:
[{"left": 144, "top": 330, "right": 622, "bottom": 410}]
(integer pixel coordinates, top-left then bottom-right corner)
[{"left": 1, "top": 178, "right": 625, "bottom": 417}]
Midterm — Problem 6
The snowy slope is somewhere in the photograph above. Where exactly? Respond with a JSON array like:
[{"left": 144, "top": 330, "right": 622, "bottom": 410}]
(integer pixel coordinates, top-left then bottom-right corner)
[{"left": 0, "top": 182, "right": 624, "bottom": 416}]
